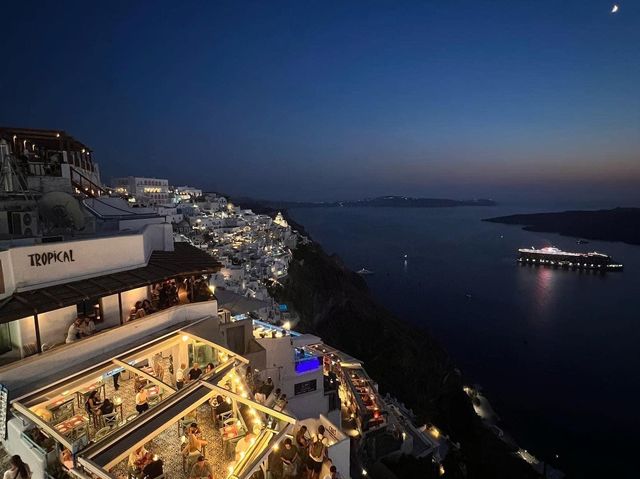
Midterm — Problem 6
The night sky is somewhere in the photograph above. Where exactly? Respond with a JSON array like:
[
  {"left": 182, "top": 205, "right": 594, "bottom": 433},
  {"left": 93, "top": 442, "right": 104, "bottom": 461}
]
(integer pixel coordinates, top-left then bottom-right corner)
[{"left": 2, "top": 1, "right": 639, "bottom": 203}]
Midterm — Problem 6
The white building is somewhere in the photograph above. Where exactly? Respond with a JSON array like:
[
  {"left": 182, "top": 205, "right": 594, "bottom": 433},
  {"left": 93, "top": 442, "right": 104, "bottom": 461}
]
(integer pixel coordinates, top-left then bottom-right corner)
[
  {"left": 112, "top": 176, "right": 170, "bottom": 205},
  {"left": 173, "top": 186, "right": 203, "bottom": 202}
]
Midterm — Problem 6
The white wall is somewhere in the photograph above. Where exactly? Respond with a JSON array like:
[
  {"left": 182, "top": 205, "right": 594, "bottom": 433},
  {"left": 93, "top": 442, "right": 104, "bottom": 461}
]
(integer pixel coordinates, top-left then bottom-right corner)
[
  {"left": 256, "top": 337, "right": 327, "bottom": 419},
  {"left": 100, "top": 294, "right": 121, "bottom": 329},
  {"left": 0, "top": 223, "right": 173, "bottom": 299},
  {"left": 38, "top": 306, "right": 77, "bottom": 349}
]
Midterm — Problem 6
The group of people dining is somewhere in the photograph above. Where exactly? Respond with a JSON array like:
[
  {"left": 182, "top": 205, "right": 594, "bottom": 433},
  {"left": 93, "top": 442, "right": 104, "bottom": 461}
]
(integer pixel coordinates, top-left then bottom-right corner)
[
  {"left": 129, "top": 299, "right": 156, "bottom": 320},
  {"left": 129, "top": 275, "right": 214, "bottom": 322},
  {"left": 65, "top": 316, "right": 97, "bottom": 344},
  {"left": 128, "top": 446, "right": 165, "bottom": 479},
  {"left": 180, "top": 422, "right": 221, "bottom": 479},
  {"left": 277, "top": 425, "right": 341, "bottom": 479},
  {"left": 176, "top": 361, "right": 218, "bottom": 389},
  {"left": 254, "top": 379, "right": 288, "bottom": 412},
  {"left": 84, "top": 389, "right": 118, "bottom": 426}
]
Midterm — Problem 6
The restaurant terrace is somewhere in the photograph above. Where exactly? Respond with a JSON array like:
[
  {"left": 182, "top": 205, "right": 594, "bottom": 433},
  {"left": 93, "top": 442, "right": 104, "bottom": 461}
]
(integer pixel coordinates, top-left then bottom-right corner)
[{"left": 7, "top": 318, "right": 296, "bottom": 479}]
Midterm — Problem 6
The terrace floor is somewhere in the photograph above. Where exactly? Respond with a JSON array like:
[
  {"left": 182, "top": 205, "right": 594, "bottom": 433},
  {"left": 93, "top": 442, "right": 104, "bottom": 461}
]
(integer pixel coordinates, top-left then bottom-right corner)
[{"left": 109, "top": 401, "right": 231, "bottom": 479}]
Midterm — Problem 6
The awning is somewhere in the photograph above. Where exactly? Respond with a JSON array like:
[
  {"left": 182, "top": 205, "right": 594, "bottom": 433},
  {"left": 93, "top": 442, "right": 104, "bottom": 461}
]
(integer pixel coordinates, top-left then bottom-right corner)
[
  {"left": 0, "top": 243, "right": 221, "bottom": 324},
  {"left": 215, "top": 288, "right": 270, "bottom": 315}
]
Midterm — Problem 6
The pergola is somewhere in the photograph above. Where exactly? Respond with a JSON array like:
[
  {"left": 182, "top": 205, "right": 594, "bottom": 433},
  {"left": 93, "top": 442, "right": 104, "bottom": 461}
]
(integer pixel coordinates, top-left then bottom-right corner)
[{"left": 10, "top": 320, "right": 296, "bottom": 479}]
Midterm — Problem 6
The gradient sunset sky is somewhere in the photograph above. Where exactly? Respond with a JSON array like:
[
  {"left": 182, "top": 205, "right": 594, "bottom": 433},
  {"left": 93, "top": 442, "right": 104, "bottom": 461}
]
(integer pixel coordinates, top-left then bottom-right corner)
[{"left": 2, "top": 1, "right": 639, "bottom": 203}]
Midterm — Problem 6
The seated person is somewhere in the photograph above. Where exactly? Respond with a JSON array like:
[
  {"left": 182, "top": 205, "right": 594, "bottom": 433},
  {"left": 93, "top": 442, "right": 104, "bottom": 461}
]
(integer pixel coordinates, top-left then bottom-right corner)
[
  {"left": 274, "top": 394, "right": 288, "bottom": 411},
  {"left": 204, "top": 362, "right": 214, "bottom": 375},
  {"left": 85, "top": 390, "right": 102, "bottom": 416},
  {"left": 100, "top": 398, "right": 114, "bottom": 415},
  {"left": 142, "top": 299, "right": 155, "bottom": 315},
  {"left": 84, "top": 317, "right": 96, "bottom": 336},
  {"left": 128, "top": 446, "right": 148, "bottom": 469},
  {"left": 134, "top": 301, "right": 146, "bottom": 319},
  {"left": 135, "top": 387, "right": 149, "bottom": 414},
  {"left": 65, "top": 319, "right": 83, "bottom": 344},
  {"left": 182, "top": 430, "right": 208, "bottom": 456},
  {"left": 189, "top": 456, "right": 213, "bottom": 479},
  {"left": 60, "top": 449, "right": 73, "bottom": 470},
  {"left": 187, "top": 422, "right": 202, "bottom": 436},
  {"left": 142, "top": 454, "right": 163, "bottom": 479},
  {"left": 213, "top": 395, "right": 232, "bottom": 414},
  {"left": 265, "top": 388, "right": 281, "bottom": 408},
  {"left": 259, "top": 377, "right": 274, "bottom": 396}
]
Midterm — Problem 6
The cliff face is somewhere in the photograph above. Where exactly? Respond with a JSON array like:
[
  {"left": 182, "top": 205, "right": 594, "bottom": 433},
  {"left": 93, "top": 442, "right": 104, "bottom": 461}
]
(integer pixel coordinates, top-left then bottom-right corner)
[
  {"left": 275, "top": 242, "right": 454, "bottom": 419},
  {"left": 272, "top": 240, "right": 539, "bottom": 479}
]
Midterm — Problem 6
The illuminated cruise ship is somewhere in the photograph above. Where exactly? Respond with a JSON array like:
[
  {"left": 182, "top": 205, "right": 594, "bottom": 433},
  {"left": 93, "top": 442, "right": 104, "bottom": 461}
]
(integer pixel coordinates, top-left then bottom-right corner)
[{"left": 518, "top": 247, "right": 623, "bottom": 271}]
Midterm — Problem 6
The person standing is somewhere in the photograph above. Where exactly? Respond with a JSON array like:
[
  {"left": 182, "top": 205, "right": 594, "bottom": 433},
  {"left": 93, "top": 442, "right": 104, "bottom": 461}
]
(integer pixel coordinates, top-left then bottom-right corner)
[
  {"left": 307, "top": 426, "right": 328, "bottom": 479},
  {"left": 153, "top": 356, "right": 165, "bottom": 382},
  {"left": 280, "top": 438, "right": 299, "bottom": 478},
  {"left": 3, "top": 455, "right": 31, "bottom": 479},
  {"left": 112, "top": 370, "right": 121, "bottom": 391},
  {"left": 188, "top": 362, "right": 202, "bottom": 382},
  {"left": 176, "top": 363, "right": 185, "bottom": 389}
]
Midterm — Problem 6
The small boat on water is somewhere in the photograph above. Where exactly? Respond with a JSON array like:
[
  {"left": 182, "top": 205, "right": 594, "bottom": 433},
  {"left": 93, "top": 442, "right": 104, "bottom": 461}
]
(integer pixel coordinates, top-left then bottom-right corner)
[
  {"left": 356, "top": 268, "right": 374, "bottom": 275},
  {"left": 576, "top": 239, "right": 589, "bottom": 244}
]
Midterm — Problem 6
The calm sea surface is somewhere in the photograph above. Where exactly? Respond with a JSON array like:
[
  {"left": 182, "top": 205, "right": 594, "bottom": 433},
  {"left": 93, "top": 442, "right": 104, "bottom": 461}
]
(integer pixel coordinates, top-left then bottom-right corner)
[{"left": 289, "top": 205, "right": 640, "bottom": 479}]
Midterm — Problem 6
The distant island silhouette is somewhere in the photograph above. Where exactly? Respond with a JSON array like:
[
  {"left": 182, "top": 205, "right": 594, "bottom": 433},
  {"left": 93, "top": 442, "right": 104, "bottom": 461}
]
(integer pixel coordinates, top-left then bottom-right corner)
[
  {"left": 234, "top": 195, "right": 496, "bottom": 209},
  {"left": 484, "top": 207, "right": 640, "bottom": 245}
]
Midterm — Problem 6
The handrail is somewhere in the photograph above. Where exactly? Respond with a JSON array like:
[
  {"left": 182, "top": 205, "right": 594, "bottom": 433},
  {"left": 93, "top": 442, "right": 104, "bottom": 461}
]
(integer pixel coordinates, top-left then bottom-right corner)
[
  {"left": 20, "top": 430, "right": 49, "bottom": 456},
  {"left": 70, "top": 167, "right": 107, "bottom": 198}
]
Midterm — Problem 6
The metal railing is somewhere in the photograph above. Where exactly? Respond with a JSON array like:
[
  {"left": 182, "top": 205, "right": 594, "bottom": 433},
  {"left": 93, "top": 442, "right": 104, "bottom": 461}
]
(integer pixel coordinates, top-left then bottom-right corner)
[{"left": 70, "top": 167, "right": 107, "bottom": 198}]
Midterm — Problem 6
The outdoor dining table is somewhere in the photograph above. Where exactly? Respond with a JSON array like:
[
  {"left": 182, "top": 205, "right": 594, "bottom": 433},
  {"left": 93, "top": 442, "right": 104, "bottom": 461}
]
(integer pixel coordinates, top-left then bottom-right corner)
[
  {"left": 46, "top": 394, "right": 75, "bottom": 419},
  {"left": 54, "top": 414, "right": 89, "bottom": 442},
  {"left": 146, "top": 385, "right": 161, "bottom": 398},
  {"left": 135, "top": 367, "right": 156, "bottom": 390}
]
